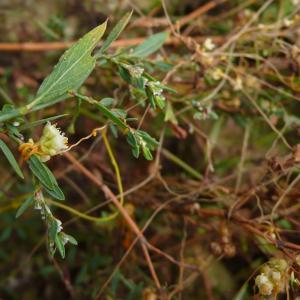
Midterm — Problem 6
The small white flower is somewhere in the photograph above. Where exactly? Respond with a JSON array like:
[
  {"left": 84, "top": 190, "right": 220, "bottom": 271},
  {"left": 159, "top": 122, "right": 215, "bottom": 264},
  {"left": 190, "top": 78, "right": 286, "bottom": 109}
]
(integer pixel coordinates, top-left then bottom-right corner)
[
  {"left": 244, "top": 9, "right": 253, "bottom": 17},
  {"left": 204, "top": 38, "right": 216, "bottom": 51},
  {"left": 147, "top": 81, "right": 163, "bottom": 96},
  {"left": 39, "top": 122, "right": 68, "bottom": 162},
  {"left": 34, "top": 200, "right": 42, "bottom": 210},
  {"left": 283, "top": 18, "right": 294, "bottom": 27},
  {"left": 233, "top": 77, "right": 243, "bottom": 91},
  {"left": 54, "top": 219, "right": 63, "bottom": 233},
  {"left": 130, "top": 66, "right": 144, "bottom": 78},
  {"left": 255, "top": 274, "right": 274, "bottom": 296},
  {"left": 123, "top": 64, "right": 144, "bottom": 78},
  {"left": 270, "top": 271, "right": 281, "bottom": 283},
  {"left": 211, "top": 68, "right": 223, "bottom": 81}
]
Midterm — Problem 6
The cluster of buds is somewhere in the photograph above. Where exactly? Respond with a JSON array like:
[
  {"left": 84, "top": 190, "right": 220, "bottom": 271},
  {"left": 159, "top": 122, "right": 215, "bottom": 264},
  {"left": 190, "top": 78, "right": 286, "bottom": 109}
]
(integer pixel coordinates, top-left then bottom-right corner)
[
  {"left": 146, "top": 80, "right": 166, "bottom": 109},
  {"left": 128, "top": 65, "right": 144, "bottom": 78},
  {"left": 122, "top": 63, "right": 144, "bottom": 78},
  {"left": 203, "top": 38, "right": 216, "bottom": 51},
  {"left": 210, "top": 224, "right": 236, "bottom": 257},
  {"left": 255, "top": 258, "right": 288, "bottom": 296}
]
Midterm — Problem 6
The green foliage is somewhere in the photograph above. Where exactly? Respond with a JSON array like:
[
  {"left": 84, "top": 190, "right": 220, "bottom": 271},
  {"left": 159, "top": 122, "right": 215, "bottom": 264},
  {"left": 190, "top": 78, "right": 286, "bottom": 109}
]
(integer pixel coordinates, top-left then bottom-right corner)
[
  {"left": 97, "top": 11, "right": 133, "bottom": 55},
  {"left": 131, "top": 32, "right": 169, "bottom": 58},
  {"left": 0, "top": 140, "right": 24, "bottom": 179},
  {"left": 15, "top": 196, "right": 34, "bottom": 218},
  {"left": 3, "top": 2, "right": 300, "bottom": 298},
  {"left": 0, "top": 12, "right": 167, "bottom": 263},
  {"left": 30, "top": 21, "right": 107, "bottom": 108},
  {"left": 28, "top": 155, "right": 65, "bottom": 201}
]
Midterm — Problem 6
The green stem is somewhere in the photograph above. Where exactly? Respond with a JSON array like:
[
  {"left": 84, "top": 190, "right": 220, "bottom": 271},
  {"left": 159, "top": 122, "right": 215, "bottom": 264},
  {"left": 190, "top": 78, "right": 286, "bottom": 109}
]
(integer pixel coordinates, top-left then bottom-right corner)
[
  {"left": 0, "top": 95, "right": 67, "bottom": 123},
  {"left": 70, "top": 91, "right": 128, "bottom": 130},
  {"left": 162, "top": 148, "right": 203, "bottom": 180}
]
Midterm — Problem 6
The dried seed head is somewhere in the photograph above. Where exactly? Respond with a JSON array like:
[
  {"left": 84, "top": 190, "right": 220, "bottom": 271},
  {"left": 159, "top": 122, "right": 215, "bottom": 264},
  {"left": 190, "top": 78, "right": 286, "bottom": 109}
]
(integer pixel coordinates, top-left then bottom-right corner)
[{"left": 223, "top": 243, "right": 236, "bottom": 257}]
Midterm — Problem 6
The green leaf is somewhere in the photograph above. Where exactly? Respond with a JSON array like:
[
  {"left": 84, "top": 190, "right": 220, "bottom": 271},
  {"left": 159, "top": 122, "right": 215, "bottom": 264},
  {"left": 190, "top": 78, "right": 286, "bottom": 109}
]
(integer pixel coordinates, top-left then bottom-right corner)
[
  {"left": 137, "top": 130, "right": 159, "bottom": 149},
  {"left": 94, "top": 102, "right": 128, "bottom": 130},
  {"left": 44, "top": 185, "right": 65, "bottom": 201},
  {"left": 127, "top": 131, "right": 138, "bottom": 148},
  {"left": 118, "top": 66, "right": 132, "bottom": 84},
  {"left": 99, "top": 97, "right": 115, "bottom": 107},
  {"left": 164, "top": 101, "right": 178, "bottom": 124},
  {"left": 28, "top": 156, "right": 54, "bottom": 190},
  {"left": 145, "top": 87, "right": 156, "bottom": 109},
  {"left": 28, "top": 21, "right": 107, "bottom": 108},
  {"left": 233, "top": 283, "right": 249, "bottom": 300},
  {"left": 127, "top": 131, "right": 140, "bottom": 158},
  {"left": 19, "top": 114, "right": 68, "bottom": 131},
  {"left": 0, "top": 140, "right": 24, "bottom": 179},
  {"left": 15, "top": 196, "right": 34, "bottom": 218},
  {"left": 71, "top": 92, "right": 128, "bottom": 130},
  {"left": 142, "top": 145, "right": 153, "bottom": 160},
  {"left": 63, "top": 233, "right": 78, "bottom": 245},
  {"left": 97, "top": 11, "right": 132, "bottom": 54},
  {"left": 55, "top": 234, "right": 65, "bottom": 258},
  {"left": 49, "top": 218, "right": 58, "bottom": 241},
  {"left": 111, "top": 108, "right": 127, "bottom": 119},
  {"left": 131, "top": 146, "right": 140, "bottom": 158},
  {"left": 162, "top": 148, "right": 202, "bottom": 180},
  {"left": 131, "top": 32, "right": 169, "bottom": 58},
  {"left": 109, "top": 123, "right": 118, "bottom": 138},
  {"left": 155, "top": 95, "right": 165, "bottom": 109},
  {"left": 28, "top": 155, "right": 65, "bottom": 200}
]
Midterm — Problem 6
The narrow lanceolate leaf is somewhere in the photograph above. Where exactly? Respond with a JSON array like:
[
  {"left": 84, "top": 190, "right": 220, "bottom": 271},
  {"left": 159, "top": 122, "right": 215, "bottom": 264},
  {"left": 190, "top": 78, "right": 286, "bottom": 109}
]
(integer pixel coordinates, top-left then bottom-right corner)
[
  {"left": 19, "top": 114, "right": 68, "bottom": 131},
  {"left": 65, "top": 234, "right": 78, "bottom": 245},
  {"left": 28, "top": 155, "right": 65, "bottom": 200},
  {"left": 16, "top": 196, "right": 34, "bottom": 218},
  {"left": 55, "top": 234, "right": 66, "bottom": 258},
  {"left": 49, "top": 218, "right": 58, "bottom": 241},
  {"left": 0, "top": 140, "right": 24, "bottom": 179},
  {"left": 131, "top": 32, "right": 169, "bottom": 58},
  {"left": 164, "top": 101, "right": 178, "bottom": 125},
  {"left": 28, "top": 155, "right": 54, "bottom": 190},
  {"left": 97, "top": 11, "right": 132, "bottom": 55},
  {"left": 142, "top": 145, "right": 153, "bottom": 160},
  {"left": 28, "top": 21, "right": 107, "bottom": 108},
  {"left": 44, "top": 185, "right": 65, "bottom": 201}
]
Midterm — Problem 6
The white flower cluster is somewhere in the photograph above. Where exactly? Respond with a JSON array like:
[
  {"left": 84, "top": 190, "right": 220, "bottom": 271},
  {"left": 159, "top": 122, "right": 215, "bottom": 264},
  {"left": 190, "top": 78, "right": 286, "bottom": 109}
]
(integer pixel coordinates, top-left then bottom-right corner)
[
  {"left": 203, "top": 38, "right": 216, "bottom": 51},
  {"left": 255, "top": 258, "right": 288, "bottom": 296},
  {"left": 54, "top": 218, "right": 63, "bottom": 233},
  {"left": 122, "top": 64, "right": 144, "bottom": 78},
  {"left": 39, "top": 122, "right": 68, "bottom": 162},
  {"left": 147, "top": 81, "right": 164, "bottom": 97},
  {"left": 146, "top": 81, "right": 166, "bottom": 109}
]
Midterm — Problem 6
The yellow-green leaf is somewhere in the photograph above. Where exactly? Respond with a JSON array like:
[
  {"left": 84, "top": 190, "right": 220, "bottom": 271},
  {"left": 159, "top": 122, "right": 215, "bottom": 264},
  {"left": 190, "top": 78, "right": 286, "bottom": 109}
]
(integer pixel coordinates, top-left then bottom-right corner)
[{"left": 28, "top": 21, "right": 107, "bottom": 108}]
